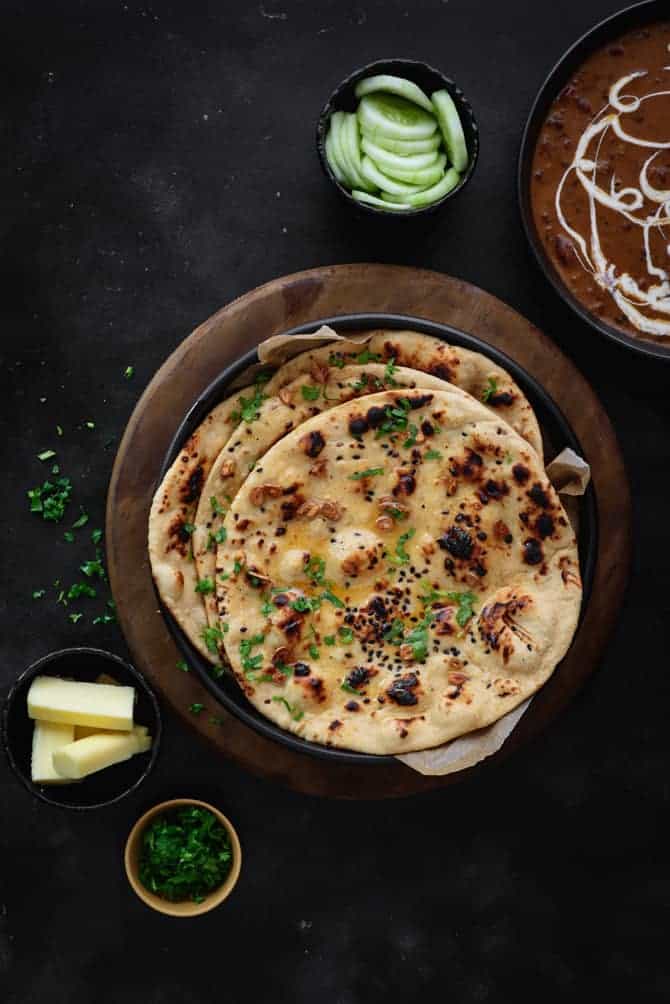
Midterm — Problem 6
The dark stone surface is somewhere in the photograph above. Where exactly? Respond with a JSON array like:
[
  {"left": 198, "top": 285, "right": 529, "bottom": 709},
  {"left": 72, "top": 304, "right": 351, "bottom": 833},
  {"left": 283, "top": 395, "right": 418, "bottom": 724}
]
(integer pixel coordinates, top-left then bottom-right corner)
[{"left": 1, "top": 1, "right": 668, "bottom": 1001}]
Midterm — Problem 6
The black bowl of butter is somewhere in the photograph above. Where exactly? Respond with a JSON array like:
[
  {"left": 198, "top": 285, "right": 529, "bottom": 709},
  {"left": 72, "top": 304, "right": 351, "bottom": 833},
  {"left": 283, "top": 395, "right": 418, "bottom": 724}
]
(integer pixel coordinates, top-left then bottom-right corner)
[{"left": 3, "top": 647, "right": 161, "bottom": 810}]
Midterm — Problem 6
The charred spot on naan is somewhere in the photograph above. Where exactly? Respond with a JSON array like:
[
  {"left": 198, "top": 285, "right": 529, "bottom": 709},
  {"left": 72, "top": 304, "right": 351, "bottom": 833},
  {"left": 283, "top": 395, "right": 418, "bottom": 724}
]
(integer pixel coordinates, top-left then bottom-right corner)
[{"left": 387, "top": 672, "right": 421, "bottom": 706}]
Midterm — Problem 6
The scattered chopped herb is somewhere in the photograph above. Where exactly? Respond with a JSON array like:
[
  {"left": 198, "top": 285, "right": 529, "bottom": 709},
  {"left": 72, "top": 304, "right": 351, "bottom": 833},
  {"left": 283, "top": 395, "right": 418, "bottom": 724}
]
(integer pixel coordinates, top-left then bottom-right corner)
[
  {"left": 291, "top": 595, "right": 321, "bottom": 613},
  {"left": 231, "top": 385, "right": 266, "bottom": 424},
  {"left": 81, "top": 554, "right": 106, "bottom": 579},
  {"left": 424, "top": 449, "right": 442, "bottom": 460},
  {"left": 481, "top": 377, "right": 498, "bottom": 403},
  {"left": 338, "top": 626, "right": 354, "bottom": 644},
  {"left": 27, "top": 476, "right": 73, "bottom": 522},
  {"left": 240, "top": 634, "right": 265, "bottom": 676},
  {"left": 403, "top": 616, "right": 433, "bottom": 661},
  {"left": 56, "top": 425, "right": 63, "bottom": 437},
  {"left": 63, "top": 530, "right": 75, "bottom": 543},
  {"left": 85, "top": 421, "right": 95, "bottom": 430},
  {"left": 328, "top": 353, "right": 345, "bottom": 369},
  {"left": 349, "top": 467, "right": 384, "bottom": 481},
  {"left": 67, "top": 582, "right": 96, "bottom": 600},
  {"left": 260, "top": 598, "right": 274, "bottom": 617},
  {"left": 51, "top": 464, "right": 60, "bottom": 474},
  {"left": 37, "top": 449, "right": 56, "bottom": 462},
  {"left": 324, "top": 635, "right": 336, "bottom": 646},
  {"left": 218, "top": 571, "right": 230, "bottom": 582},
  {"left": 210, "top": 496, "right": 226, "bottom": 516},
  {"left": 403, "top": 424, "right": 418, "bottom": 449},
  {"left": 305, "top": 555, "right": 327, "bottom": 586},
  {"left": 202, "top": 625, "right": 224, "bottom": 654},
  {"left": 181, "top": 522, "right": 195, "bottom": 537},
  {"left": 309, "top": 644, "right": 320, "bottom": 660},
  {"left": 384, "top": 358, "right": 398, "bottom": 385},
  {"left": 176, "top": 659, "right": 189, "bottom": 672},
  {"left": 189, "top": 703, "right": 204, "bottom": 715},
  {"left": 504, "top": 451, "right": 513, "bottom": 464},
  {"left": 321, "top": 589, "right": 345, "bottom": 609},
  {"left": 233, "top": 559, "right": 243, "bottom": 575},
  {"left": 382, "top": 502, "right": 407, "bottom": 521},
  {"left": 124, "top": 365, "right": 134, "bottom": 379},
  {"left": 195, "top": 578, "right": 215, "bottom": 595},
  {"left": 209, "top": 716, "right": 225, "bottom": 726},
  {"left": 340, "top": 681, "right": 359, "bottom": 695},
  {"left": 301, "top": 384, "right": 321, "bottom": 401},
  {"left": 32, "top": 589, "right": 45, "bottom": 600},
  {"left": 272, "top": 696, "right": 304, "bottom": 721},
  {"left": 355, "top": 349, "right": 381, "bottom": 364},
  {"left": 375, "top": 398, "right": 411, "bottom": 437},
  {"left": 387, "top": 527, "right": 415, "bottom": 566},
  {"left": 138, "top": 805, "right": 232, "bottom": 904},
  {"left": 209, "top": 664, "right": 226, "bottom": 679},
  {"left": 68, "top": 612, "right": 83, "bottom": 624},
  {"left": 383, "top": 619, "right": 405, "bottom": 645},
  {"left": 419, "top": 584, "right": 477, "bottom": 626},
  {"left": 72, "top": 510, "right": 89, "bottom": 529}
]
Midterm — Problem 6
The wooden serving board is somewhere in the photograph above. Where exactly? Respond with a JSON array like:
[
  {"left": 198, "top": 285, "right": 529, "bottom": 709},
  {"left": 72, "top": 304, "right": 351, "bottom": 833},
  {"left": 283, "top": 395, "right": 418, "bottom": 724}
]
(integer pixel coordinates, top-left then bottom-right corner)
[{"left": 106, "top": 265, "right": 631, "bottom": 799}]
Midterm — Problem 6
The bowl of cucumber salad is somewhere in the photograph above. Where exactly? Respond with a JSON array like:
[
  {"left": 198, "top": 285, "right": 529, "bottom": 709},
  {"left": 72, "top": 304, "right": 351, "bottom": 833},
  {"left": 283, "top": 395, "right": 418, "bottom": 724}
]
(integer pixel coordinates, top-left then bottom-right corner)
[{"left": 317, "top": 58, "right": 478, "bottom": 216}]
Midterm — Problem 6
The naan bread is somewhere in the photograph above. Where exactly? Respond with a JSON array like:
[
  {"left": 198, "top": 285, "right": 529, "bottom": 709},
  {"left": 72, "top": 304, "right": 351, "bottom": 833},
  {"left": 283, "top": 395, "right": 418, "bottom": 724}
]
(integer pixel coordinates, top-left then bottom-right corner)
[
  {"left": 216, "top": 388, "right": 580, "bottom": 754},
  {"left": 194, "top": 364, "right": 487, "bottom": 629},
  {"left": 263, "top": 330, "right": 543, "bottom": 457}
]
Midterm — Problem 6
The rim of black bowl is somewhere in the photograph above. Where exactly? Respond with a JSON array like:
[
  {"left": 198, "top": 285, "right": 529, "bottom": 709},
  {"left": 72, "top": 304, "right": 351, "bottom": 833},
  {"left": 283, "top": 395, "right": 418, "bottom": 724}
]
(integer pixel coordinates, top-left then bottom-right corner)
[
  {"left": 518, "top": 0, "right": 670, "bottom": 362},
  {"left": 2, "top": 647, "right": 162, "bottom": 810},
  {"left": 155, "top": 312, "right": 597, "bottom": 769},
  {"left": 316, "top": 57, "right": 479, "bottom": 218}
]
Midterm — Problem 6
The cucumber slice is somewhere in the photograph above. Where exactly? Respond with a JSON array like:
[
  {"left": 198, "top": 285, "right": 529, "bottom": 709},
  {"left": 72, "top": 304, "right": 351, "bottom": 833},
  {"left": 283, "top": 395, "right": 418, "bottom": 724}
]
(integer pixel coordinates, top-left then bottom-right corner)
[
  {"left": 431, "top": 90, "right": 468, "bottom": 173},
  {"left": 351, "top": 190, "right": 412, "bottom": 211},
  {"left": 357, "top": 93, "right": 438, "bottom": 141},
  {"left": 330, "top": 112, "right": 356, "bottom": 188},
  {"left": 342, "top": 113, "right": 376, "bottom": 192},
  {"left": 354, "top": 74, "right": 434, "bottom": 114},
  {"left": 361, "top": 136, "right": 439, "bottom": 174},
  {"left": 325, "top": 128, "right": 347, "bottom": 185},
  {"left": 362, "top": 130, "right": 441, "bottom": 155},
  {"left": 360, "top": 156, "right": 426, "bottom": 196},
  {"left": 373, "top": 152, "right": 447, "bottom": 187},
  {"left": 383, "top": 167, "right": 461, "bottom": 206}
]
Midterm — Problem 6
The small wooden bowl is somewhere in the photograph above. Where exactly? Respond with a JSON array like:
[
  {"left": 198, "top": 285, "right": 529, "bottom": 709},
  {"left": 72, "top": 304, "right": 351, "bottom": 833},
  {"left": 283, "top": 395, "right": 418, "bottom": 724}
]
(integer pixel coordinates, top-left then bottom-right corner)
[{"left": 124, "top": 798, "right": 242, "bottom": 916}]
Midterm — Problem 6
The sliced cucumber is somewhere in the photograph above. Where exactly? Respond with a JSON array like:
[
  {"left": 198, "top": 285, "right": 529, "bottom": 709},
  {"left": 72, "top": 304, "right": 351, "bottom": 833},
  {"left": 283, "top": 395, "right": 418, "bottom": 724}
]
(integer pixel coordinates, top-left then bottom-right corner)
[
  {"left": 361, "top": 136, "right": 439, "bottom": 174},
  {"left": 352, "top": 190, "right": 412, "bottom": 211},
  {"left": 332, "top": 111, "right": 370, "bottom": 190},
  {"left": 383, "top": 167, "right": 461, "bottom": 206},
  {"left": 363, "top": 130, "right": 441, "bottom": 155},
  {"left": 342, "top": 113, "right": 375, "bottom": 192},
  {"left": 329, "top": 112, "right": 356, "bottom": 187},
  {"left": 360, "top": 156, "right": 426, "bottom": 196},
  {"left": 325, "top": 129, "right": 347, "bottom": 185},
  {"left": 357, "top": 93, "right": 438, "bottom": 141},
  {"left": 375, "top": 152, "right": 447, "bottom": 187},
  {"left": 431, "top": 90, "right": 468, "bottom": 173},
  {"left": 354, "top": 74, "right": 434, "bottom": 114}
]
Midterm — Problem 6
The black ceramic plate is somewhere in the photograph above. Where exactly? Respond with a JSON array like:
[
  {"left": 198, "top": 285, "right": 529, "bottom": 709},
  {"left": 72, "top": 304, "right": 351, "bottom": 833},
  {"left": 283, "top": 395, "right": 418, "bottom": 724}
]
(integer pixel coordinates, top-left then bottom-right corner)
[
  {"left": 155, "top": 313, "right": 597, "bottom": 767},
  {"left": 3, "top": 647, "right": 162, "bottom": 809},
  {"left": 518, "top": 0, "right": 670, "bottom": 362}
]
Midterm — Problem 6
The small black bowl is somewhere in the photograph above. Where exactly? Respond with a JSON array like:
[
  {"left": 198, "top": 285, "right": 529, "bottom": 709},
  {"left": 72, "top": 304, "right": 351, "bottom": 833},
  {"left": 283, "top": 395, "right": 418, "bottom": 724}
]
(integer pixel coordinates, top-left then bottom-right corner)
[
  {"left": 518, "top": 0, "right": 670, "bottom": 361},
  {"left": 316, "top": 58, "right": 479, "bottom": 218},
  {"left": 2, "top": 648, "right": 162, "bottom": 810}
]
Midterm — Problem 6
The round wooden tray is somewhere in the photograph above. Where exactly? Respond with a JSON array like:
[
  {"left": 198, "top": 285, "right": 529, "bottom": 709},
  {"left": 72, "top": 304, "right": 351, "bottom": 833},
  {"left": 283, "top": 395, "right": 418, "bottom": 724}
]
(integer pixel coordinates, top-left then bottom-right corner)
[{"left": 106, "top": 265, "right": 631, "bottom": 799}]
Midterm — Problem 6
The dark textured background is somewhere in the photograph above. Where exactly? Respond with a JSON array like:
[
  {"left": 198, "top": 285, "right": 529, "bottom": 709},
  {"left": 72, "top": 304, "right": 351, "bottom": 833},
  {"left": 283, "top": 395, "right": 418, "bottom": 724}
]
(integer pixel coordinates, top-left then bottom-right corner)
[{"left": 1, "top": 1, "right": 668, "bottom": 1001}]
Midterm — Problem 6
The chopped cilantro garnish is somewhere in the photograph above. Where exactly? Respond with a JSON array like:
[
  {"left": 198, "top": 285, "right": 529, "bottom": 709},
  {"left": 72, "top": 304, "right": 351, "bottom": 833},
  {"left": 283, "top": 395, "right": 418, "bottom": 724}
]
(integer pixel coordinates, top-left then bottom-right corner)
[
  {"left": 355, "top": 349, "right": 381, "bottom": 364},
  {"left": 305, "top": 555, "right": 327, "bottom": 586},
  {"left": 383, "top": 619, "right": 405, "bottom": 645},
  {"left": 403, "top": 424, "right": 418, "bottom": 449},
  {"left": 309, "top": 644, "right": 320, "bottom": 659},
  {"left": 63, "top": 530, "right": 75, "bottom": 543},
  {"left": 51, "top": 464, "right": 60, "bottom": 474},
  {"left": 181, "top": 522, "right": 195, "bottom": 536},
  {"left": 384, "top": 358, "right": 398, "bottom": 385},
  {"left": 67, "top": 581, "right": 96, "bottom": 600},
  {"left": 387, "top": 527, "right": 415, "bottom": 566},
  {"left": 240, "top": 634, "right": 265, "bottom": 676},
  {"left": 189, "top": 703, "right": 204, "bottom": 715},
  {"left": 481, "top": 377, "right": 498, "bottom": 403},
  {"left": 382, "top": 502, "right": 407, "bottom": 522},
  {"left": 340, "top": 681, "right": 359, "bottom": 695},
  {"left": 328, "top": 353, "right": 346, "bottom": 368},
  {"left": 138, "top": 805, "right": 232, "bottom": 903},
  {"left": 28, "top": 476, "right": 72, "bottom": 522},
  {"left": 272, "top": 696, "right": 304, "bottom": 721},
  {"left": 69, "top": 612, "right": 83, "bottom": 624},
  {"left": 32, "top": 589, "right": 45, "bottom": 600},
  {"left": 176, "top": 659, "right": 189, "bottom": 672},
  {"left": 291, "top": 596, "right": 321, "bottom": 613},
  {"left": 321, "top": 589, "right": 345, "bottom": 609},
  {"left": 375, "top": 398, "right": 411, "bottom": 438},
  {"left": 195, "top": 578, "right": 215, "bottom": 595},
  {"left": 301, "top": 384, "right": 321, "bottom": 401},
  {"left": 85, "top": 421, "right": 95, "bottom": 429},
  {"left": 202, "top": 625, "right": 224, "bottom": 654},
  {"left": 504, "top": 451, "right": 513, "bottom": 464},
  {"left": 80, "top": 554, "right": 106, "bottom": 579},
  {"left": 56, "top": 425, "right": 63, "bottom": 437},
  {"left": 424, "top": 449, "right": 442, "bottom": 460},
  {"left": 91, "top": 528, "right": 103, "bottom": 545},
  {"left": 260, "top": 598, "right": 274, "bottom": 617},
  {"left": 419, "top": 583, "right": 477, "bottom": 627},
  {"left": 403, "top": 616, "right": 432, "bottom": 661},
  {"left": 72, "top": 510, "right": 89, "bottom": 529},
  {"left": 37, "top": 450, "right": 56, "bottom": 462},
  {"left": 232, "top": 385, "right": 266, "bottom": 424},
  {"left": 338, "top": 626, "right": 354, "bottom": 644},
  {"left": 324, "top": 635, "right": 336, "bottom": 646},
  {"left": 124, "top": 365, "right": 134, "bottom": 379},
  {"left": 233, "top": 559, "right": 243, "bottom": 575},
  {"left": 349, "top": 467, "right": 384, "bottom": 481},
  {"left": 210, "top": 496, "right": 226, "bottom": 516}
]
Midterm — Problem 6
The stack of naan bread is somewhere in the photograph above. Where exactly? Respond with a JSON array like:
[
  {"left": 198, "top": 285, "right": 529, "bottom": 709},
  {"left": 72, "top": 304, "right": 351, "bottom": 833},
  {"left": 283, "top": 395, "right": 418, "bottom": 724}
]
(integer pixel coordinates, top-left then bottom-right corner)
[{"left": 149, "top": 329, "right": 581, "bottom": 754}]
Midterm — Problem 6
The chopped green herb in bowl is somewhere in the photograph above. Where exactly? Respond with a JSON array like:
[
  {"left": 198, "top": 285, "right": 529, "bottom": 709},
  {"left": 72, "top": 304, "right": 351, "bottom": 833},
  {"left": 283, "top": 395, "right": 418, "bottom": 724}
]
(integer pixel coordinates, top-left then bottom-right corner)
[{"left": 126, "top": 799, "right": 241, "bottom": 916}]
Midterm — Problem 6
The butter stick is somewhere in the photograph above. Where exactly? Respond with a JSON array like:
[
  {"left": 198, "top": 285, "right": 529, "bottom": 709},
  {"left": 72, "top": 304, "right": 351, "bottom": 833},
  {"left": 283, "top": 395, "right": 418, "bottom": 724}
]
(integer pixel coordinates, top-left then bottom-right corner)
[
  {"left": 52, "top": 730, "right": 147, "bottom": 780},
  {"left": 27, "top": 676, "right": 135, "bottom": 731},
  {"left": 31, "top": 721, "right": 76, "bottom": 784}
]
